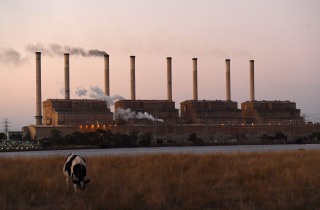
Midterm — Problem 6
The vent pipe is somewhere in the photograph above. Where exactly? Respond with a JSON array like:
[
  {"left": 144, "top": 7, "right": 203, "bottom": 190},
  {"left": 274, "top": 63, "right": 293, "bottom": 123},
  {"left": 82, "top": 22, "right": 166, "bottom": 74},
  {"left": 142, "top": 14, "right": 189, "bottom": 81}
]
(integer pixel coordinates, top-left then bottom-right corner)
[
  {"left": 192, "top": 58, "right": 198, "bottom": 100},
  {"left": 167, "top": 57, "right": 172, "bottom": 101},
  {"left": 64, "top": 53, "right": 70, "bottom": 100},
  {"left": 130, "top": 56, "right": 136, "bottom": 100},
  {"left": 250, "top": 60, "right": 255, "bottom": 101},
  {"left": 104, "top": 54, "right": 110, "bottom": 96},
  {"left": 35, "top": 52, "right": 42, "bottom": 125},
  {"left": 226, "top": 59, "right": 231, "bottom": 101}
]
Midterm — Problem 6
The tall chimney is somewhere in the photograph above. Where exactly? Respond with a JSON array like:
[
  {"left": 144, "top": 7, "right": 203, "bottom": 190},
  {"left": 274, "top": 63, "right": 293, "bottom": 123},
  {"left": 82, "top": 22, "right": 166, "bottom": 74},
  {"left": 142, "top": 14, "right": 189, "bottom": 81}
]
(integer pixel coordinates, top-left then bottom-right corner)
[
  {"left": 192, "top": 58, "right": 198, "bottom": 100},
  {"left": 35, "top": 52, "right": 42, "bottom": 125},
  {"left": 226, "top": 59, "right": 231, "bottom": 101},
  {"left": 130, "top": 56, "right": 136, "bottom": 100},
  {"left": 104, "top": 54, "right": 110, "bottom": 96},
  {"left": 250, "top": 60, "right": 255, "bottom": 101},
  {"left": 64, "top": 53, "right": 70, "bottom": 100},
  {"left": 167, "top": 57, "right": 172, "bottom": 101}
]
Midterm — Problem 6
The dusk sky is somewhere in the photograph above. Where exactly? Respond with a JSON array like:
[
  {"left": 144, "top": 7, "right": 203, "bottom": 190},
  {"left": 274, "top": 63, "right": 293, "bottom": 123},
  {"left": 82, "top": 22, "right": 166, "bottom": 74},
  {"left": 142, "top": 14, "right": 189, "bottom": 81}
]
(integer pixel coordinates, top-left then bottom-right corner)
[{"left": 1, "top": 0, "right": 320, "bottom": 130}]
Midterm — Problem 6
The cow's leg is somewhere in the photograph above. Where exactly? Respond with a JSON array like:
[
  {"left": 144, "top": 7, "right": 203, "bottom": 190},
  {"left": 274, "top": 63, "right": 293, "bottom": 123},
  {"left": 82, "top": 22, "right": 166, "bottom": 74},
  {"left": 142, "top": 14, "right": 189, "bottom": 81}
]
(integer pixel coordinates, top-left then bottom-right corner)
[{"left": 73, "top": 184, "right": 78, "bottom": 193}]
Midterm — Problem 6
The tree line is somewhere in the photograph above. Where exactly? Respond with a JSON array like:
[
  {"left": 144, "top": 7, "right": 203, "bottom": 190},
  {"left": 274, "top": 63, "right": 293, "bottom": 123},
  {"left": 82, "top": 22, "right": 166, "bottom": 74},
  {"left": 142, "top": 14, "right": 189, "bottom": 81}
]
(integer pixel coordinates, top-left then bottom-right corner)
[{"left": 39, "top": 129, "right": 153, "bottom": 148}]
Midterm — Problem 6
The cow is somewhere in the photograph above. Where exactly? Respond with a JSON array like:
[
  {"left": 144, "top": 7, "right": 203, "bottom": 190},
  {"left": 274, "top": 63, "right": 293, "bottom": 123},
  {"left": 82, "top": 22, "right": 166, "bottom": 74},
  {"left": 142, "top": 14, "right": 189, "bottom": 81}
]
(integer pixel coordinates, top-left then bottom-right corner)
[{"left": 63, "top": 154, "right": 90, "bottom": 192}]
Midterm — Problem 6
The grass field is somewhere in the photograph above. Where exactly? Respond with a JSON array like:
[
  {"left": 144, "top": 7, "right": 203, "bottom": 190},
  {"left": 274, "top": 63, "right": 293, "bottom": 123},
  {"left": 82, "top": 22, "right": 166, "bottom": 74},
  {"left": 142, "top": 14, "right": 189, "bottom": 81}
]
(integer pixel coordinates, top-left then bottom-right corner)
[{"left": 1, "top": 150, "right": 320, "bottom": 210}]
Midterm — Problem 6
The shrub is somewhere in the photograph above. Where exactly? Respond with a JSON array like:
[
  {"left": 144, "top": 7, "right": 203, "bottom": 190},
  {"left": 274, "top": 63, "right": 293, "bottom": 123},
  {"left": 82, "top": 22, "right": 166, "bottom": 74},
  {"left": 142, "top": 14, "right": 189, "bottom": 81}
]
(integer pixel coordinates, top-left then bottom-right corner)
[
  {"left": 261, "top": 134, "right": 274, "bottom": 141},
  {"left": 309, "top": 132, "right": 320, "bottom": 140},
  {"left": 139, "top": 133, "right": 152, "bottom": 146},
  {"left": 113, "top": 133, "right": 133, "bottom": 147},
  {"left": 188, "top": 133, "right": 197, "bottom": 142},
  {"left": 274, "top": 132, "right": 287, "bottom": 141},
  {"left": 156, "top": 139, "right": 163, "bottom": 145},
  {"left": 98, "top": 140, "right": 112, "bottom": 148},
  {"left": 39, "top": 138, "right": 52, "bottom": 148},
  {"left": 167, "top": 140, "right": 176, "bottom": 144},
  {"left": 295, "top": 137, "right": 304, "bottom": 144}
]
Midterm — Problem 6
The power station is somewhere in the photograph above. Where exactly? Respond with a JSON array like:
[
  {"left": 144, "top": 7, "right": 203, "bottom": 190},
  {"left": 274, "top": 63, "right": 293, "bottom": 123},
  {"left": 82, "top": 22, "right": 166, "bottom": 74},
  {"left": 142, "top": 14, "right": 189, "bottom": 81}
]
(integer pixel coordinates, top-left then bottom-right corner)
[{"left": 24, "top": 52, "right": 314, "bottom": 142}]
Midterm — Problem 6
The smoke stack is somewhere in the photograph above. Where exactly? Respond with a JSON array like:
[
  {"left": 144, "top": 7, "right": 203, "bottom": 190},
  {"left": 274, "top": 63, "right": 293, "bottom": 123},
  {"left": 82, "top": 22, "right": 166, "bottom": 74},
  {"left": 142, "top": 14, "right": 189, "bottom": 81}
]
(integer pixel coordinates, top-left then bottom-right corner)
[
  {"left": 167, "top": 57, "right": 172, "bottom": 101},
  {"left": 104, "top": 54, "right": 110, "bottom": 96},
  {"left": 130, "top": 56, "right": 136, "bottom": 100},
  {"left": 250, "top": 60, "right": 255, "bottom": 101},
  {"left": 64, "top": 53, "right": 70, "bottom": 100},
  {"left": 226, "top": 59, "right": 231, "bottom": 101},
  {"left": 35, "top": 52, "right": 42, "bottom": 125},
  {"left": 192, "top": 58, "right": 198, "bottom": 100}
]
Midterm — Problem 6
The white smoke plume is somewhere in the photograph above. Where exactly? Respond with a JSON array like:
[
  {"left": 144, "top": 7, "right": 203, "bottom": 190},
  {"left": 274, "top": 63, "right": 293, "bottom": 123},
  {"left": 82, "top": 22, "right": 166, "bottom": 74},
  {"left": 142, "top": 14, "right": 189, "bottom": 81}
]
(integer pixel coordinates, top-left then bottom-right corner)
[
  {"left": 89, "top": 86, "right": 124, "bottom": 105},
  {"left": 115, "top": 108, "right": 164, "bottom": 123},
  {"left": 115, "top": 108, "right": 136, "bottom": 121},
  {"left": 0, "top": 48, "right": 28, "bottom": 66},
  {"left": 25, "top": 43, "right": 108, "bottom": 57},
  {"left": 75, "top": 85, "right": 124, "bottom": 105},
  {"left": 75, "top": 87, "right": 88, "bottom": 97},
  {"left": 90, "top": 86, "right": 105, "bottom": 96}
]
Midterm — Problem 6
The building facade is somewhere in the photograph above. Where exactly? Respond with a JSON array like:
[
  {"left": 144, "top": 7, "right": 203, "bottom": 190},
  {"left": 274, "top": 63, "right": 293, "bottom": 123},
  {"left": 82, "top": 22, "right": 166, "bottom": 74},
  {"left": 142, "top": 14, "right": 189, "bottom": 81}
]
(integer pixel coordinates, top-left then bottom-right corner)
[
  {"left": 241, "top": 100, "right": 303, "bottom": 124},
  {"left": 42, "top": 99, "right": 113, "bottom": 127},
  {"left": 180, "top": 100, "right": 242, "bottom": 124}
]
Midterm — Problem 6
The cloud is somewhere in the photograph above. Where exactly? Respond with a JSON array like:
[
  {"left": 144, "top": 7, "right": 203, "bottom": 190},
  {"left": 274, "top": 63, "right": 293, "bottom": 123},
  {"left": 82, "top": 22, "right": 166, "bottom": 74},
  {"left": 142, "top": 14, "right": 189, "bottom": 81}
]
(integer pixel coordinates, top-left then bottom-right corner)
[{"left": 0, "top": 48, "right": 28, "bottom": 66}]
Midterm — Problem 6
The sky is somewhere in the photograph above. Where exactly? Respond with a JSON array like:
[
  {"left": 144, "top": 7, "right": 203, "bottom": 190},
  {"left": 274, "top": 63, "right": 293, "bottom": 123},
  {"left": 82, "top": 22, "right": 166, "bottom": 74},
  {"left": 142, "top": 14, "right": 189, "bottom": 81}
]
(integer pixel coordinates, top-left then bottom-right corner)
[{"left": 1, "top": 0, "right": 320, "bottom": 130}]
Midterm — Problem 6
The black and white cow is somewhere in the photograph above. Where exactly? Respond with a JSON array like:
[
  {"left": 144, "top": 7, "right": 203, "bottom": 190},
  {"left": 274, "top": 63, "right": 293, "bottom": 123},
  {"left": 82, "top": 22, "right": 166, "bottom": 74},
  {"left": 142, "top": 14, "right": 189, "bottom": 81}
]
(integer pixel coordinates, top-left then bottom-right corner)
[{"left": 63, "top": 154, "right": 90, "bottom": 192}]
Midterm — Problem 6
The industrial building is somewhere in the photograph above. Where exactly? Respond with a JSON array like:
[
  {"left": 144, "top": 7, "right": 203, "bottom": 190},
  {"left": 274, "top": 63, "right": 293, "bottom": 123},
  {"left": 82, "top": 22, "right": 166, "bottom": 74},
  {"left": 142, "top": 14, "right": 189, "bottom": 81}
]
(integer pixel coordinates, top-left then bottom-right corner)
[
  {"left": 115, "top": 100, "right": 179, "bottom": 124},
  {"left": 24, "top": 52, "right": 311, "bottom": 141},
  {"left": 240, "top": 60, "right": 303, "bottom": 124},
  {"left": 42, "top": 99, "right": 113, "bottom": 126},
  {"left": 241, "top": 100, "right": 303, "bottom": 124},
  {"left": 181, "top": 100, "right": 242, "bottom": 124},
  {"left": 113, "top": 56, "right": 179, "bottom": 125}
]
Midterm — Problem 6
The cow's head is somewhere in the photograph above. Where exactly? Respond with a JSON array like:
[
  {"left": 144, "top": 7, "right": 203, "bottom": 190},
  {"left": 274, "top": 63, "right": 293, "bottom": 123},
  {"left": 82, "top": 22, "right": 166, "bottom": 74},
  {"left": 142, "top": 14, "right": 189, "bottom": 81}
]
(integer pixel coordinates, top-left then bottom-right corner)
[
  {"left": 73, "top": 179, "right": 90, "bottom": 190},
  {"left": 72, "top": 163, "right": 90, "bottom": 190}
]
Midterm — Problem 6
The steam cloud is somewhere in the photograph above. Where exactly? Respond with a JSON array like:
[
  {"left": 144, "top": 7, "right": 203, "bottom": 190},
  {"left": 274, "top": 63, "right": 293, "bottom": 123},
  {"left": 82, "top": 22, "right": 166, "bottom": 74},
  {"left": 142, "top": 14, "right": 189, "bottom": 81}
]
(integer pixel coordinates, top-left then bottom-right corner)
[
  {"left": 115, "top": 108, "right": 164, "bottom": 123},
  {"left": 25, "top": 43, "right": 108, "bottom": 57},
  {"left": 0, "top": 48, "right": 28, "bottom": 66},
  {"left": 75, "top": 85, "right": 124, "bottom": 106},
  {"left": 76, "top": 87, "right": 88, "bottom": 97},
  {"left": 74, "top": 85, "right": 164, "bottom": 122},
  {"left": 89, "top": 86, "right": 124, "bottom": 105}
]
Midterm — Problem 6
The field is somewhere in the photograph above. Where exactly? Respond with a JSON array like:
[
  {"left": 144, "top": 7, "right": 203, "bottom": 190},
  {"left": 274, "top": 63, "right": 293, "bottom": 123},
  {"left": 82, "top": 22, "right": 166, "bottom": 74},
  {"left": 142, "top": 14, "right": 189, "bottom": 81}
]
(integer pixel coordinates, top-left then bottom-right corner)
[{"left": 1, "top": 151, "right": 320, "bottom": 210}]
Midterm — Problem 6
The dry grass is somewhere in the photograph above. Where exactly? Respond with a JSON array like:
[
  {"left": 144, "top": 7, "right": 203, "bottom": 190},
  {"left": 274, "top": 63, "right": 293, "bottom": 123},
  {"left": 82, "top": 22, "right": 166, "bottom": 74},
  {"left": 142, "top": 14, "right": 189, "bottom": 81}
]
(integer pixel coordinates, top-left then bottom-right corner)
[{"left": 1, "top": 151, "right": 320, "bottom": 209}]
